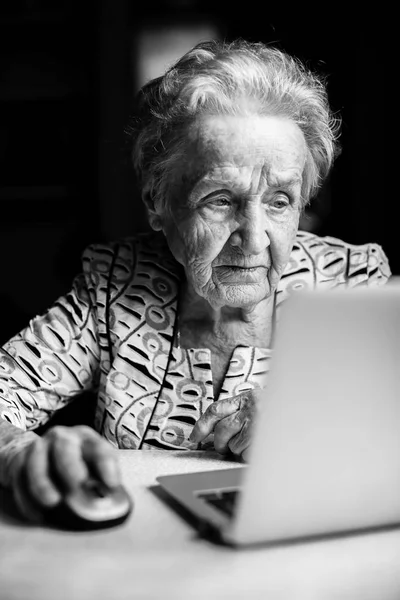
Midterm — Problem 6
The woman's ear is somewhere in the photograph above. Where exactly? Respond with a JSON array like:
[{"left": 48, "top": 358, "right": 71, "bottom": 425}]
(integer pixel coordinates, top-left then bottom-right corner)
[{"left": 142, "top": 188, "right": 164, "bottom": 232}]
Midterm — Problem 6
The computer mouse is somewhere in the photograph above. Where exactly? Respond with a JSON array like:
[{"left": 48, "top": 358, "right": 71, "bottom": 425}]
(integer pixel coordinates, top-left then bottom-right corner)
[{"left": 45, "top": 478, "right": 133, "bottom": 531}]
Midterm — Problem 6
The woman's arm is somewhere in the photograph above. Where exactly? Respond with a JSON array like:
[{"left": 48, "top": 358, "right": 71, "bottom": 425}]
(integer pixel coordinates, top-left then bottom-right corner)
[
  {"left": 0, "top": 267, "right": 101, "bottom": 432},
  {"left": 0, "top": 245, "right": 122, "bottom": 519}
]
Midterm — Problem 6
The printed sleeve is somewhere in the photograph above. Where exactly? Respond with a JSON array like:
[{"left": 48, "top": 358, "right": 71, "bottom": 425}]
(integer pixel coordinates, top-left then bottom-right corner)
[
  {"left": 344, "top": 240, "right": 392, "bottom": 288},
  {"left": 365, "top": 243, "right": 391, "bottom": 286},
  {"left": 0, "top": 248, "right": 104, "bottom": 432}
]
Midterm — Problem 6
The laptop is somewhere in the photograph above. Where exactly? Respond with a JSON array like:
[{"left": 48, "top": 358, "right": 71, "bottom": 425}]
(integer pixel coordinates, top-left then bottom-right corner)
[{"left": 156, "top": 280, "right": 400, "bottom": 546}]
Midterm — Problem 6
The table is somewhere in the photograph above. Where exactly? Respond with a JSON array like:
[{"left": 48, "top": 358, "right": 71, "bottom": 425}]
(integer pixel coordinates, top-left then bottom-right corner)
[{"left": 1, "top": 450, "right": 400, "bottom": 600}]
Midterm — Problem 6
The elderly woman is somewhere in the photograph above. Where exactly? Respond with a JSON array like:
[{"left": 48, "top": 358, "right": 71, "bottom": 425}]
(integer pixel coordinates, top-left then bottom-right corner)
[{"left": 0, "top": 39, "right": 391, "bottom": 521}]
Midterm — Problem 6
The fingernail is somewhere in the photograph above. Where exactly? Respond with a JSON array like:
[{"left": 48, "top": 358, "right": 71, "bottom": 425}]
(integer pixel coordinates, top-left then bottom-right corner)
[
  {"left": 45, "top": 490, "right": 62, "bottom": 506},
  {"left": 101, "top": 464, "right": 121, "bottom": 488},
  {"left": 186, "top": 440, "right": 198, "bottom": 449}
]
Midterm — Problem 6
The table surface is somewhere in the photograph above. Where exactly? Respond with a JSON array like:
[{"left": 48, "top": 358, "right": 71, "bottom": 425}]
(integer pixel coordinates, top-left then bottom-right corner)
[{"left": 1, "top": 449, "right": 400, "bottom": 600}]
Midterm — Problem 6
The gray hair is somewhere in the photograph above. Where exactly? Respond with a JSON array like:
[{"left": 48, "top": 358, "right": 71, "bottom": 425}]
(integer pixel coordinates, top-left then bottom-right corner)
[{"left": 126, "top": 39, "right": 341, "bottom": 227}]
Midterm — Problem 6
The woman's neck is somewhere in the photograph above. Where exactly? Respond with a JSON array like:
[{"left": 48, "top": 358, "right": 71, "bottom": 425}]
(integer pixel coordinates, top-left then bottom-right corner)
[{"left": 177, "top": 283, "right": 276, "bottom": 350}]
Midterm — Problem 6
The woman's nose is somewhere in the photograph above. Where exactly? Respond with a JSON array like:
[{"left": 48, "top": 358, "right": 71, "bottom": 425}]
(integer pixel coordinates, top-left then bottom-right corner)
[{"left": 229, "top": 207, "right": 270, "bottom": 255}]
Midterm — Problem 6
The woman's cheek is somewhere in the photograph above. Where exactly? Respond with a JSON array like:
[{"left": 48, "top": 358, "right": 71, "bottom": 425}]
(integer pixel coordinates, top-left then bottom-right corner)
[
  {"left": 270, "top": 220, "right": 299, "bottom": 273},
  {"left": 183, "top": 218, "right": 232, "bottom": 266}
]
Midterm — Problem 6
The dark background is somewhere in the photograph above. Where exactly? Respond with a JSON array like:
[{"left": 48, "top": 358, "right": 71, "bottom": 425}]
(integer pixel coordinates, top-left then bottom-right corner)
[{"left": 0, "top": 1, "right": 392, "bottom": 346}]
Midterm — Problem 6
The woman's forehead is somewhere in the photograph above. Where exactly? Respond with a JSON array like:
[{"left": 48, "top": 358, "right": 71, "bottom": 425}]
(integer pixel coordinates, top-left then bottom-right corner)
[{"left": 177, "top": 114, "right": 307, "bottom": 188}]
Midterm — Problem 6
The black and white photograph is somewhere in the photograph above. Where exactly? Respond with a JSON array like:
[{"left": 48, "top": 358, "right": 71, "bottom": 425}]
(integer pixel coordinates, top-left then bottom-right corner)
[{"left": 0, "top": 2, "right": 396, "bottom": 599}]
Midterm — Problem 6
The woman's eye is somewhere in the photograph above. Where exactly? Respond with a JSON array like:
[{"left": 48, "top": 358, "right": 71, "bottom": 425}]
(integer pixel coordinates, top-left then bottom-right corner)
[
  {"left": 270, "top": 195, "right": 290, "bottom": 210},
  {"left": 208, "top": 197, "right": 231, "bottom": 207}
]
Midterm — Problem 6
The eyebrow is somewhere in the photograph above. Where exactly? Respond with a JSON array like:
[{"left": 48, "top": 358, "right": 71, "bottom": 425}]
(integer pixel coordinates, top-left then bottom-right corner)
[
  {"left": 190, "top": 174, "right": 302, "bottom": 197},
  {"left": 189, "top": 178, "right": 232, "bottom": 198},
  {"left": 271, "top": 176, "right": 303, "bottom": 188}
]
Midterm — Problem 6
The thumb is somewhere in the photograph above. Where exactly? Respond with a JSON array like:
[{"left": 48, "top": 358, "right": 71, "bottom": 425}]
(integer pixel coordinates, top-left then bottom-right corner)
[{"left": 189, "top": 396, "right": 242, "bottom": 443}]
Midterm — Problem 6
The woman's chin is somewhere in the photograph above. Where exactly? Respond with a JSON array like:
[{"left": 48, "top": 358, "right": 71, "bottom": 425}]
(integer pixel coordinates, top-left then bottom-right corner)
[{"left": 208, "top": 283, "right": 271, "bottom": 309}]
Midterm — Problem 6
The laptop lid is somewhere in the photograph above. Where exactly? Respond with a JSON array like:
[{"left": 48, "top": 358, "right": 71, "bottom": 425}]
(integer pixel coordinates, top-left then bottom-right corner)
[{"left": 225, "top": 283, "right": 400, "bottom": 545}]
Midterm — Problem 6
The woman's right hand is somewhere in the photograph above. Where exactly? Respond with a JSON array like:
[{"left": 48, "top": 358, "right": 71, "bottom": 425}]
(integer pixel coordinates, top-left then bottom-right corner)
[{"left": 9, "top": 425, "right": 121, "bottom": 522}]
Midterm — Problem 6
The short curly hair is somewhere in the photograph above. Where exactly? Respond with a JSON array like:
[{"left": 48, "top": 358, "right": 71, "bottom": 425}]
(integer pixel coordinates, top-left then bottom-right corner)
[{"left": 126, "top": 38, "right": 341, "bottom": 227}]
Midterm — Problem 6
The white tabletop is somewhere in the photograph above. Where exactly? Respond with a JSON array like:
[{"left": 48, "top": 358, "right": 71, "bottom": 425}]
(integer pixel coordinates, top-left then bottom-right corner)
[{"left": 1, "top": 449, "right": 400, "bottom": 600}]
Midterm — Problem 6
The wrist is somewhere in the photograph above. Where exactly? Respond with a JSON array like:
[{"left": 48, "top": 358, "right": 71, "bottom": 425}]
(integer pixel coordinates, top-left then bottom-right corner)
[{"left": 0, "top": 432, "right": 38, "bottom": 489}]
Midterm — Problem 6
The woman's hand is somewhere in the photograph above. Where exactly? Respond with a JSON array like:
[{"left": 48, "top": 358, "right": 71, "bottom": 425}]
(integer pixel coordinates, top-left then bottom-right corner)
[
  {"left": 9, "top": 425, "right": 121, "bottom": 523},
  {"left": 189, "top": 388, "right": 262, "bottom": 459}
]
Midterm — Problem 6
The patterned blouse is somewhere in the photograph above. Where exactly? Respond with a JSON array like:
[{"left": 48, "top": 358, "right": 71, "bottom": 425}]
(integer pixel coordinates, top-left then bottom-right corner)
[{"left": 0, "top": 230, "right": 391, "bottom": 451}]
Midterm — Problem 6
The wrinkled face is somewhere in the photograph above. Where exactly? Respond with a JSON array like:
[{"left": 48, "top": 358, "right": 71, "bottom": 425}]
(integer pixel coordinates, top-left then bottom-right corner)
[{"left": 159, "top": 114, "right": 307, "bottom": 310}]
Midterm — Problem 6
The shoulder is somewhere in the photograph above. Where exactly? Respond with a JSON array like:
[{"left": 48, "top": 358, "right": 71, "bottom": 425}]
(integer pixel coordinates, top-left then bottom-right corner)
[
  {"left": 284, "top": 230, "right": 391, "bottom": 289},
  {"left": 81, "top": 231, "right": 180, "bottom": 283},
  {"left": 80, "top": 231, "right": 183, "bottom": 309},
  {"left": 81, "top": 232, "right": 152, "bottom": 270}
]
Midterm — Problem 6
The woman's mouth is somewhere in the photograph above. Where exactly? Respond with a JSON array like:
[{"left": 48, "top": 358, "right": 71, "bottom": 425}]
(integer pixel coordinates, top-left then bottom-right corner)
[
  {"left": 214, "top": 265, "right": 268, "bottom": 283},
  {"left": 226, "top": 266, "right": 261, "bottom": 271}
]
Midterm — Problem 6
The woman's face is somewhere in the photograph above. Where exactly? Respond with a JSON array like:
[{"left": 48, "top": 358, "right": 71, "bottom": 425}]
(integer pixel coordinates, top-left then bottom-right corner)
[{"left": 159, "top": 114, "right": 307, "bottom": 310}]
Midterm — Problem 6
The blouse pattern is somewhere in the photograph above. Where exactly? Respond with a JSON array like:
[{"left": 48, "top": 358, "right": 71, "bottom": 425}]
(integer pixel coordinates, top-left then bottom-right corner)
[{"left": 0, "top": 230, "right": 391, "bottom": 451}]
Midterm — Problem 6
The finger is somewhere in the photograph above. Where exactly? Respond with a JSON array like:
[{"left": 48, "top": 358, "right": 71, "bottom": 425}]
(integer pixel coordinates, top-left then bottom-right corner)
[
  {"left": 25, "top": 439, "right": 62, "bottom": 507},
  {"left": 241, "top": 447, "right": 251, "bottom": 463},
  {"left": 13, "top": 467, "right": 45, "bottom": 523},
  {"left": 213, "top": 412, "right": 245, "bottom": 455},
  {"left": 81, "top": 437, "right": 121, "bottom": 488},
  {"left": 228, "top": 417, "right": 252, "bottom": 457},
  {"left": 189, "top": 397, "right": 241, "bottom": 443},
  {"left": 48, "top": 431, "right": 90, "bottom": 491}
]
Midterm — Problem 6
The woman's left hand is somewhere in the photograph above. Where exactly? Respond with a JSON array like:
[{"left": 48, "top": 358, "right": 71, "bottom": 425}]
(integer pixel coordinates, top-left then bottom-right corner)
[{"left": 189, "top": 388, "right": 263, "bottom": 459}]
